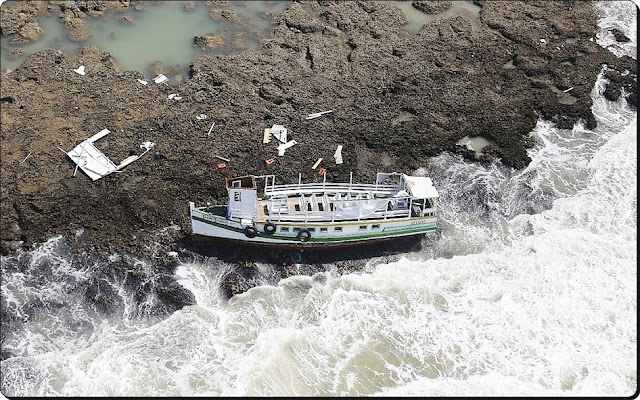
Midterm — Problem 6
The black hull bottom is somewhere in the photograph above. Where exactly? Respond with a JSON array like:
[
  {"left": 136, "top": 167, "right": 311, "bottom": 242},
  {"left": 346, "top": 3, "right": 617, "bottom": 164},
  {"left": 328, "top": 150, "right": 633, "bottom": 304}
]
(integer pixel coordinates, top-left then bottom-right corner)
[
  {"left": 177, "top": 233, "right": 429, "bottom": 264},
  {"left": 189, "top": 233, "right": 427, "bottom": 250}
]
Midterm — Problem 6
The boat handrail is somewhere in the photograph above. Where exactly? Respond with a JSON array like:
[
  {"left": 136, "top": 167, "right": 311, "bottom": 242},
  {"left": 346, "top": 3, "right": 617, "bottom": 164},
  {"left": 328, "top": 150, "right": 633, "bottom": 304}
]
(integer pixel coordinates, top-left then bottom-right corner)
[
  {"left": 265, "top": 193, "right": 419, "bottom": 223},
  {"left": 265, "top": 208, "right": 415, "bottom": 223},
  {"left": 264, "top": 182, "right": 399, "bottom": 196}
]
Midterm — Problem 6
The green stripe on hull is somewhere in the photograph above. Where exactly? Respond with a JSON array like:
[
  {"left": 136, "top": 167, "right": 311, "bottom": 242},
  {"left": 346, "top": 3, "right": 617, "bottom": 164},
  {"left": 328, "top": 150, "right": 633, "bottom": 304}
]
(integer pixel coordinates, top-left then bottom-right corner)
[
  {"left": 192, "top": 215, "right": 436, "bottom": 243},
  {"left": 192, "top": 215, "right": 244, "bottom": 234}
]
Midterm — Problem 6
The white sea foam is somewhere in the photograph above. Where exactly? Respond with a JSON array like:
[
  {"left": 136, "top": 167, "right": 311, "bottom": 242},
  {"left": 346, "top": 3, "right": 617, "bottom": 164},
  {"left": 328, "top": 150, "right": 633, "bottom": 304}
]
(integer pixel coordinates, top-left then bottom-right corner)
[{"left": 595, "top": 0, "right": 638, "bottom": 59}]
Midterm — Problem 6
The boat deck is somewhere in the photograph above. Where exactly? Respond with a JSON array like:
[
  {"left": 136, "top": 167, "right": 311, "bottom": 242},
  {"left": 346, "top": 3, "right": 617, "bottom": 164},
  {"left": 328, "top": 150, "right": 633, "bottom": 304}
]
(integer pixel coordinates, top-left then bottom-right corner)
[{"left": 256, "top": 195, "right": 428, "bottom": 223}]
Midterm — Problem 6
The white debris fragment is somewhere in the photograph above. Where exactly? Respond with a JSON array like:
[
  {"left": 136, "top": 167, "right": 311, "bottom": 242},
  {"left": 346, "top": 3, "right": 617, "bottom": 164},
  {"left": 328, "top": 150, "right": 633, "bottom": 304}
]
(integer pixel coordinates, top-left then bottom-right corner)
[
  {"left": 20, "top": 152, "right": 33, "bottom": 163},
  {"left": 140, "top": 141, "right": 155, "bottom": 151},
  {"left": 263, "top": 127, "right": 272, "bottom": 144},
  {"left": 277, "top": 140, "right": 297, "bottom": 156},
  {"left": 562, "top": 87, "right": 574, "bottom": 93},
  {"left": 206, "top": 121, "right": 216, "bottom": 137},
  {"left": 196, "top": 114, "right": 208, "bottom": 120},
  {"left": 312, "top": 158, "right": 323, "bottom": 169},
  {"left": 305, "top": 109, "right": 334, "bottom": 120},
  {"left": 66, "top": 129, "right": 155, "bottom": 181},
  {"left": 271, "top": 125, "right": 288, "bottom": 143},
  {"left": 334, "top": 144, "right": 343, "bottom": 164},
  {"left": 167, "top": 93, "right": 180, "bottom": 100},
  {"left": 539, "top": 39, "right": 547, "bottom": 43},
  {"left": 137, "top": 79, "right": 148, "bottom": 85},
  {"left": 153, "top": 74, "right": 168, "bottom": 84},
  {"left": 73, "top": 65, "right": 86, "bottom": 75}
]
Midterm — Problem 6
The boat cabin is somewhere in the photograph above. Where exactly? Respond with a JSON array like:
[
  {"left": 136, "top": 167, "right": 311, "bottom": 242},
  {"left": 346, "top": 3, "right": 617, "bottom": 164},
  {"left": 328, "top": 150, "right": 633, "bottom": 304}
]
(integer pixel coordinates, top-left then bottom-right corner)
[
  {"left": 224, "top": 172, "right": 438, "bottom": 224},
  {"left": 226, "top": 176, "right": 258, "bottom": 220}
]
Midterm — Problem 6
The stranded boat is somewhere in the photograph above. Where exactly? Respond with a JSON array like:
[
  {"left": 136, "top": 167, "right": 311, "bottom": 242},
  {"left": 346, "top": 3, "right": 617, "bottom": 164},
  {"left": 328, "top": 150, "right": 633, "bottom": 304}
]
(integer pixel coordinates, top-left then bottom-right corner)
[{"left": 189, "top": 172, "right": 439, "bottom": 249}]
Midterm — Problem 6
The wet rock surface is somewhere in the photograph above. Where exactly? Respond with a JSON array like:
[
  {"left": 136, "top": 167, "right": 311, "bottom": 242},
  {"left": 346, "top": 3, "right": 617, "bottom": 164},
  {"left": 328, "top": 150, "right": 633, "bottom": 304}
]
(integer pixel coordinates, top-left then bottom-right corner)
[
  {"left": 0, "top": 1, "right": 637, "bottom": 298},
  {"left": 610, "top": 28, "right": 631, "bottom": 43},
  {"left": 411, "top": 0, "right": 452, "bottom": 14}
]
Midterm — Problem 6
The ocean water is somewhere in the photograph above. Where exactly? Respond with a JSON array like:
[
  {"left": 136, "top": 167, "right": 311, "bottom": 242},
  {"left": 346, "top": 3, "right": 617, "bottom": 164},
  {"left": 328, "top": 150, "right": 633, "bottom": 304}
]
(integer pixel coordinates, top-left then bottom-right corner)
[
  {"left": 0, "top": 0, "right": 637, "bottom": 397},
  {"left": 0, "top": 0, "right": 289, "bottom": 76}
]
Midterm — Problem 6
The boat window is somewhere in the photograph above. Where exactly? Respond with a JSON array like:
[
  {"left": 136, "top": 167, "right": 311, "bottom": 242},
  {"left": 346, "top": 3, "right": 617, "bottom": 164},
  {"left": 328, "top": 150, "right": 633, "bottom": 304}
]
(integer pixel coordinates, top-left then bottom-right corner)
[
  {"left": 359, "top": 225, "right": 367, "bottom": 231},
  {"left": 280, "top": 227, "right": 289, "bottom": 232},
  {"left": 308, "top": 228, "right": 316, "bottom": 232},
  {"left": 293, "top": 227, "right": 300, "bottom": 232},
  {"left": 335, "top": 227, "right": 342, "bottom": 232},
  {"left": 320, "top": 227, "right": 328, "bottom": 232},
  {"left": 232, "top": 180, "right": 241, "bottom": 188},
  {"left": 372, "top": 224, "right": 380, "bottom": 229}
]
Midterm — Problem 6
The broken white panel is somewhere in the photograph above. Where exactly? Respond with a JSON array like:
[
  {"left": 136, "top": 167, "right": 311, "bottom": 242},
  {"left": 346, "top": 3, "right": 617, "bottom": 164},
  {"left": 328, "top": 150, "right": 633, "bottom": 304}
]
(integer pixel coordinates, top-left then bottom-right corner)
[
  {"left": 87, "top": 128, "right": 111, "bottom": 143},
  {"left": 271, "top": 125, "right": 288, "bottom": 143},
  {"left": 196, "top": 114, "right": 208, "bottom": 120},
  {"left": 153, "top": 74, "right": 168, "bottom": 84},
  {"left": 73, "top": 65, "right": 86, "bottom": 75},
  {"left": 312, "top": 158, "right": 322, "bottom": 169},
  {"left": 334, "top": 144, "right": 343, "bottom": 164},
  {"left": 66, "top": 129, "right": 155, "bottom": 181},
  {"left": 67, "top": 129, "right": 117, "bottom": 181},
  {"left": 263, "top": 128, "right": 272, "bottom": 144},
  {"left": 137, "top": 79, "right": 148, "bottom": 85},
  {"left": 277, "top": 140, "right": 297, "bottom": 156},
  {"left": 305, "top": 109, "right": 334, "bottom": 120},
  {"left": 117, "top": 155, "right": 140, "bottom": 170}
]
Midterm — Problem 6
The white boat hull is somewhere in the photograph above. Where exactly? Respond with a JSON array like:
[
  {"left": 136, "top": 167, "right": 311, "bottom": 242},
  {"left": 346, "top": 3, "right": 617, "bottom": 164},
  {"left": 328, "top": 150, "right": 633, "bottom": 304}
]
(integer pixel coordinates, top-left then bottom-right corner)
[{"left": 190, "top": 206, "right": 437, "bottom": 249}]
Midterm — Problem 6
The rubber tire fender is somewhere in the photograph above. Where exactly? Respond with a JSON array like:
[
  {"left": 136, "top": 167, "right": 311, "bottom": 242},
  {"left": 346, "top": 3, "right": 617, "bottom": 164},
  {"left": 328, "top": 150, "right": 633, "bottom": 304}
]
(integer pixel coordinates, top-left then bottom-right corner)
[
  {"left": 244, "top": 226, "right": 257, "bottom": 238},
  {"left": 297, "top": 228, "right": 311, "bottom": 242},
  {"left": 264, "top": 222, "right": 277, "bottom": 235}
]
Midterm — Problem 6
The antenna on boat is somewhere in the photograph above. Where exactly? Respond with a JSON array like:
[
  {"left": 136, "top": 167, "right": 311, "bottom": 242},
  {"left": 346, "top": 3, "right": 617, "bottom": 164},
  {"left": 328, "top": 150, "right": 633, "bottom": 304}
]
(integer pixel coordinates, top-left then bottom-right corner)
[{"left": 349, "top": 171, "right": 353, "bottom": 191}]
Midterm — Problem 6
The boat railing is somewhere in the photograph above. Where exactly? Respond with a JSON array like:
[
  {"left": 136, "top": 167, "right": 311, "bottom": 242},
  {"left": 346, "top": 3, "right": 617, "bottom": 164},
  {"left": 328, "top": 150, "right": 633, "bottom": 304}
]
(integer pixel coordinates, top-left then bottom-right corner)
[
  {"left": 266, "top": 194, "right": 420, "bottom": 223},
  {"left": 264, "top": 182, "right": 399, "bottom": 197}
]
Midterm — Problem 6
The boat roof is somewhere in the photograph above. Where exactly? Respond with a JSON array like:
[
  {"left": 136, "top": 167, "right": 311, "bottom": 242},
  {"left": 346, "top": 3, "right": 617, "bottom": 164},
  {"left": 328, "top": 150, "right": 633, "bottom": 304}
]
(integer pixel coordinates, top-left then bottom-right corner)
[
  {"left": 226, "top": 175, "right": 257, "bottom": 189},
  {"left": 232, "top": 173, "right": 439, "bottom": 198},
  {"left": 402, "top": 174, "right": 439, "bottom": 198}
]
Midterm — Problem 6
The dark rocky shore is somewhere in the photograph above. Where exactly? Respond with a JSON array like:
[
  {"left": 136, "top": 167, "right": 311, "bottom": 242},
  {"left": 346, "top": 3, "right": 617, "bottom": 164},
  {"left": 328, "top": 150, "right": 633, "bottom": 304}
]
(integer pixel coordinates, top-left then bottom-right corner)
[{"left": 0, "top": 1, "right": 637, "bottom": 298}]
